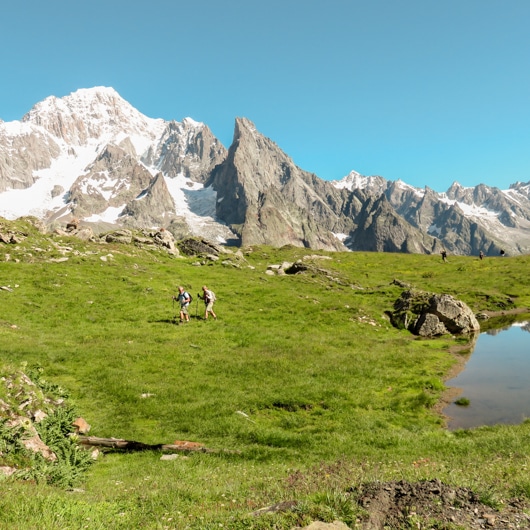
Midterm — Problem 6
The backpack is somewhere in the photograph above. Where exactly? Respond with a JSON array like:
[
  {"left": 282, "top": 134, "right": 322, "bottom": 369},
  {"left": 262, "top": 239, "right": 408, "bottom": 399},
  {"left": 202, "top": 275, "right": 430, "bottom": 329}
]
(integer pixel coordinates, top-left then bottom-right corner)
[
  {"left": 187, "top": 292, "right": 193, "bottom": 303},
  {"left": 207, "top": 290, "right": 216, "bottom": 302}
]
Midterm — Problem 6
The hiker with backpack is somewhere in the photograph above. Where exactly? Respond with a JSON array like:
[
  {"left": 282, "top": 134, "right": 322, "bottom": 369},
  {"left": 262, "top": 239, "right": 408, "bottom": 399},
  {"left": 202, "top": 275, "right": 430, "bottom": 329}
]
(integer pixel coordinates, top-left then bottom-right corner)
[
  {"left": 198, "top": 285, "right": 217, "bottom": 321},
  {"left": 173, "top": 286, "right": 192, "bottom": 323}
]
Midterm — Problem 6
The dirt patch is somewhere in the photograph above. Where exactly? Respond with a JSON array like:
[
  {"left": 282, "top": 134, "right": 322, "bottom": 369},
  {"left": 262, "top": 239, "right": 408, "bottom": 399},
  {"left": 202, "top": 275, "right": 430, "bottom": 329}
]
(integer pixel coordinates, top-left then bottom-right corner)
[{"left": 355, "top": 479, "right": 530, "bottom": 529}]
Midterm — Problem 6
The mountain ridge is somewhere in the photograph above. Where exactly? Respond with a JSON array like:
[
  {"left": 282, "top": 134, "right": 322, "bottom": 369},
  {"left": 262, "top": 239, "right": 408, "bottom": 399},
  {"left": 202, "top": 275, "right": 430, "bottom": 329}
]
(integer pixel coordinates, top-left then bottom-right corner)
[{"left": 1, "top": 87, "right": 530, "bottom": 255}]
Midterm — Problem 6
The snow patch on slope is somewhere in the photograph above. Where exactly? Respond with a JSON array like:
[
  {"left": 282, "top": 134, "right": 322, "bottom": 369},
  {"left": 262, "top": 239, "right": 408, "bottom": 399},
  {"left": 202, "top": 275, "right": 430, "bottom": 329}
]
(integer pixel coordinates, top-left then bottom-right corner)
[
  {"left": 0, "top": 144, "right": 98, "bottom": 219},
  {"left": 85, "top": 205, "right": 126, "bottom": 224},
  {"left": 439, "top": 196, "right": 500, "bottom": 219}
]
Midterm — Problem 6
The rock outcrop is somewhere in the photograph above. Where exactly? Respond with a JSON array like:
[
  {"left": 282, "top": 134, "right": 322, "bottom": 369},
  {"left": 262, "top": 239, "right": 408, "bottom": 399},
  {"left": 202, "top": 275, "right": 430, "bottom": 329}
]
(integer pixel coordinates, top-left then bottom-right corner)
[{"left": 391, "top": 289, "right": 480, "bottom": 336}]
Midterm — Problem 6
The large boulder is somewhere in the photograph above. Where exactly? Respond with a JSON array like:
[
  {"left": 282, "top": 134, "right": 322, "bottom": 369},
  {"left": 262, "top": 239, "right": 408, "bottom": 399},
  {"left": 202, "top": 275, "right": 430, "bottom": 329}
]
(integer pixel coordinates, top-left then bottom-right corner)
[
  {"left": 391, "top": 289, "right": 480, "bottom": 337},
  {"left": 177, "top": 237, "right": 224, "bottom": 257}
]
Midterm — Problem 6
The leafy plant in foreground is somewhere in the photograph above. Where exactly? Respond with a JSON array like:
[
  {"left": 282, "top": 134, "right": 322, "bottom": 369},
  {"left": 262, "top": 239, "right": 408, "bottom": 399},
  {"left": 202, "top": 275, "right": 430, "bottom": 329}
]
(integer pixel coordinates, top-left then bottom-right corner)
[{"left": 0, "top": 364, "right": 94, "bottom": 487}]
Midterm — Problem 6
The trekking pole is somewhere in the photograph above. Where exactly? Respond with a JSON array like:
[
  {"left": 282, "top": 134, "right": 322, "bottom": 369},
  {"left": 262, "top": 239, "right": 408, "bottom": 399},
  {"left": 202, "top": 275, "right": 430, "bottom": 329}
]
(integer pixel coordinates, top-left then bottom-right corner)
[{"left": 195, "top": 295, "right": 199, "bottom": 319}]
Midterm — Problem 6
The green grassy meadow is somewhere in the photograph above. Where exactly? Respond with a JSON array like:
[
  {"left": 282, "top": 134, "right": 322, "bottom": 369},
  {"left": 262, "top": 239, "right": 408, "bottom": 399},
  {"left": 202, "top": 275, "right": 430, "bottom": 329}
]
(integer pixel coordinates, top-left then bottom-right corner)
[{"left": 1, "top": 218, "right": 530, "bottom": 529}]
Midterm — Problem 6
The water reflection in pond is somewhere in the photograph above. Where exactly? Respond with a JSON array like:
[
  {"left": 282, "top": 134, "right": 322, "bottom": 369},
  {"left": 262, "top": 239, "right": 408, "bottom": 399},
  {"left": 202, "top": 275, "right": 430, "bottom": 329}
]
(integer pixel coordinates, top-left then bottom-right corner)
[{"left": 444, "top": 320, "right": 530, "bottom": 430}]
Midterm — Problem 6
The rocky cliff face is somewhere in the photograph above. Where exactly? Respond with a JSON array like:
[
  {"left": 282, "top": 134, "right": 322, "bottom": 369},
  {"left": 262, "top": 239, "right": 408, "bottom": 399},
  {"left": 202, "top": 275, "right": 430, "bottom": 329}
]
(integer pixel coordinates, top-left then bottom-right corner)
[
  {"left": 336, "top": 173, "right": 530, "bottom": 256},
  {"left": 67, "top": 143, "right": 154, "bottom": 219},
  {"left": 209, "top": 117, "right": 347, "bottom": 250},
  {"left": 346, "top": 194, "right": 441, "bottom": 253},
  {"left": 120, "top": 173, "right": 177, "bottom": 228},
  {"left": 142, "top": 119, "right": 226, "bottom": 183},
  {"left": 0, "top": 126, "right": 61, "bottom": 192}
]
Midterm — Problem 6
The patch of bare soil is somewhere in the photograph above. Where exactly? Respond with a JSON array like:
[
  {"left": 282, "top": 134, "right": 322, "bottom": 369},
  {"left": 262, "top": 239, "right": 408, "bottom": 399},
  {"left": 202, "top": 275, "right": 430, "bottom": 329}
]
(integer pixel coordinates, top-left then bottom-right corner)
[{"left": 355, "top": 479, "right": 530, "bottom": 529}]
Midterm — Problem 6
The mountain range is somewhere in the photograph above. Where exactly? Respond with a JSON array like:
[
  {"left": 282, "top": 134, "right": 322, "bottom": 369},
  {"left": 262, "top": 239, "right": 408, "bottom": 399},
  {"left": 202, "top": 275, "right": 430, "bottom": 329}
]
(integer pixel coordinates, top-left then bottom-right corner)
[{"left": 1, "top": 86, "right": 530, "bottom": 256}]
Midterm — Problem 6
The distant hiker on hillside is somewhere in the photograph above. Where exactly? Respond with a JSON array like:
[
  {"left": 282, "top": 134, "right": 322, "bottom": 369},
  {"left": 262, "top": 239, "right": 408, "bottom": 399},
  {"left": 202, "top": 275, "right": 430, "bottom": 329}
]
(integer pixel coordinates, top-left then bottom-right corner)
[
  {"left": 198, "top": 285, "right": 217, "bottom": 321},
  {"left": 479, "top": 251, "right": 484, "bottom": 260},
  {"left": 440, "top": 249, "right": 448, "bottom": 262},
  {"left": 173, "top": 286, "right": 191, "bottom": 323}
]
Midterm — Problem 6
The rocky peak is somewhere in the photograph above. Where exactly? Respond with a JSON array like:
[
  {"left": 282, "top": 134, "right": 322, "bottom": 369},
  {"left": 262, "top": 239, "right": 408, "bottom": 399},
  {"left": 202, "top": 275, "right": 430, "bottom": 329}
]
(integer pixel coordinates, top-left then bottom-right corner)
[
  {"left": 22, "top": 87, "right": 165, "bottom": 147},
  {"left": 120, "top": 172, "right": 176, "bottom": 228},
  {"left": 445, "top": 181, "right": 465, "bottom": 198},
  {"left": 145, "top": 119, "right": 226, "bottom": 182},
  {"left": 66, "top": 143, "right": 154, "bottom": 219},
  {"left": 332, "top": 172, "right": 388, "bottom": 194},
  {"left": 509, "top": 180, "right": 530, "bottom": 196},
  {"left": 210, "top": 118, "right": 346, "bottom": 250}
]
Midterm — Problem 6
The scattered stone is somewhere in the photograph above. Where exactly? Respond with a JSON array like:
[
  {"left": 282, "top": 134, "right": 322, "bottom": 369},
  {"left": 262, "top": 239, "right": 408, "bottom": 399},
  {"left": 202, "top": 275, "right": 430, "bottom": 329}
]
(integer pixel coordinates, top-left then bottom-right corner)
[
  {"left": 66, "top": 218, "right": 79, "bottom": 231},
  {"left": 72, "top": 417, "right": 91, "bottom": 435},
  {"left": 252, "top": 500, "right": 298, "bottom": 516},
  {"left": 33, "top": 409, "right": 47, "bottom": 422},
  {"left": 152, "top": 229, "right": 177, "bottom": 252},
  {"left": 391, "top": 278, "right": 411, "bottom": 288},
  {"left": 172, "top": 440, "right": 205, "bottom": 450},
  {"left": 105, "top": 230, "right": 133, "bottom": 244},
  {"left": 295, "top": 522, "right": 350, "bottom": 530},
  {"left": 160, "top": 454, "right": 179, "bottom": 461},
  {"left": 7, "top": 417, "right": 57, "bottom": 461},
  {"left": 0, "top": 466, "right": 17, "bottom": 476}
]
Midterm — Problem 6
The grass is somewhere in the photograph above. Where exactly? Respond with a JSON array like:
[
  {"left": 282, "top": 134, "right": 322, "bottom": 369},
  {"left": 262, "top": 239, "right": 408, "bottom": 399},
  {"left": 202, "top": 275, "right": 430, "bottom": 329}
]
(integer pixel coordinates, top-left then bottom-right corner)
[
  {"left": 1, "top": 217, "right": 530, "bottom": 528},
  {"left": 454, "top": 397, "right": 471, "bottom": 407}
]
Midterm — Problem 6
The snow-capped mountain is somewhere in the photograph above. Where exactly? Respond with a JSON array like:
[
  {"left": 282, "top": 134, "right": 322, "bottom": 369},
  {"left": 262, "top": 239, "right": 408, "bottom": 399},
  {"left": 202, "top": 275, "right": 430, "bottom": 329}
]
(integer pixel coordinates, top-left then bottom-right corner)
[
  {"left": 0, "top": 87, "right": 231, "bottom": 242},
  {"left": 332, "top": 172, "right": 530, "bottom": 255},
  {"left": 1, "top": 87, "right": 530, "bottom": 255}
]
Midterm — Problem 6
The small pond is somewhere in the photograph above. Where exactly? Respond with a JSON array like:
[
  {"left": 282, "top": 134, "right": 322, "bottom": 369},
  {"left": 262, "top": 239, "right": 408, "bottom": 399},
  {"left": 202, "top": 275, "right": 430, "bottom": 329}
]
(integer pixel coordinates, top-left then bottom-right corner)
[{"left": 443, "top": 318, "right": 530, "bottom": 430}]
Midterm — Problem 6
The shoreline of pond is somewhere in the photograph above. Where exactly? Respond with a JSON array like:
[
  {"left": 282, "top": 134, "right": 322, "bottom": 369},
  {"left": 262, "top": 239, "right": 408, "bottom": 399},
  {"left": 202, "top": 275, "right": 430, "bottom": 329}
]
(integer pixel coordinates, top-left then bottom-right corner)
[{"left": 434, "top": 307, "right": 530, "bottom": 428}]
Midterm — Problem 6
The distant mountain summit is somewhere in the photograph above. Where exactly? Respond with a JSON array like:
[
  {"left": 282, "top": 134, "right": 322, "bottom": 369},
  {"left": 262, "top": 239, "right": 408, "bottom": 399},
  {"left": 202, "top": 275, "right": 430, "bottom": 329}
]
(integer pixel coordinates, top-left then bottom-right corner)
[
  {"left": 22, "top": 86, "right": 165, "bottom": 146},
  {"left": 1, "top": 87, "right": 530, "bottom": 255}
]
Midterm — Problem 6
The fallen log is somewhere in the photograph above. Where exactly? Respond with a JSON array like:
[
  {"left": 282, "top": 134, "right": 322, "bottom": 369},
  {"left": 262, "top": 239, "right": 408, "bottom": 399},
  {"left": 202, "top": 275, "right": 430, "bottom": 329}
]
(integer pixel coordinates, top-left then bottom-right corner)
[{"left": 76, "top": 436, "right": 237, "bottom": 454}]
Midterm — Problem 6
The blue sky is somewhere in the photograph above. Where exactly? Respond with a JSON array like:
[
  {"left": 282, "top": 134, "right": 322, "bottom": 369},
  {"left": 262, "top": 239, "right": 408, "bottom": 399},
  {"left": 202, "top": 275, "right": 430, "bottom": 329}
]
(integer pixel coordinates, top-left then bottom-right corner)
[{"left": 1, "top": 0, "right": 530, "bottom": 192}]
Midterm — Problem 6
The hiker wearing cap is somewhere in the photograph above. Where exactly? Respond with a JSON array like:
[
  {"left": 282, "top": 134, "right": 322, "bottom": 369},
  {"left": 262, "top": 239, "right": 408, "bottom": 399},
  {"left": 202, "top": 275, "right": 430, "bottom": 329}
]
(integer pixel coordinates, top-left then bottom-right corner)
[
  {"left": 198, "top": 285, "right": 217, "bottom": 320},
  {"left": 174, "top": 286, "right": 191, "bottom": 323}
]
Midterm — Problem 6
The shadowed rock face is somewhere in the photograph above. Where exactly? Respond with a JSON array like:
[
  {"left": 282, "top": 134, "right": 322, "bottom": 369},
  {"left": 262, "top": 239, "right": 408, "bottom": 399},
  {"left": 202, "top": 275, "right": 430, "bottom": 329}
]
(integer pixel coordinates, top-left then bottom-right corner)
[{"left": 391, "top": 289, "right": 480, "bottom": 337}]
